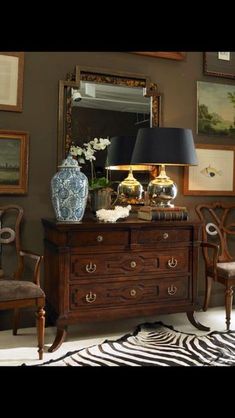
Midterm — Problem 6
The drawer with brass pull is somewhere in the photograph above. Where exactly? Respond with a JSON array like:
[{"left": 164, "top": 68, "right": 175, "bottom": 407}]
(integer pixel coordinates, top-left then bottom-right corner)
[
  {"left": 69, "top": 276, "right": 190, "bottom": 310},
  {"left": 67, "top": 230, "right": 129, "bottom": 251},
  {"left": 70, "top": 249, "right": 189, "bottom": 280},
  {"left": 136, "top": 228, "right": 191, "bottom": 247}
]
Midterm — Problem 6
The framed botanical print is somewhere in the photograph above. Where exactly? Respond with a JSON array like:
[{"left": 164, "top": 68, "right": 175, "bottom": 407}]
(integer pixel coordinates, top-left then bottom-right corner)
[
  {"left": 183, "top": 144, "right": 235, "bottom": 196},
  {"left": 0, "top": 52, "right": 24, "bottom": 112},
  {"left": 204, "top": 52, "right": 235, "bottom": 80}
]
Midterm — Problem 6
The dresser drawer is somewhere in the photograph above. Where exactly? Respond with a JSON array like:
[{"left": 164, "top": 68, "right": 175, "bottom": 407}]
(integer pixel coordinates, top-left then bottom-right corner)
[
  {"left": 70, "top": 249, "right": 189, "bottom": 280},
  {"left": 69, "top": 276, "right": 190, "bottom": 310},
  {"left": 68, "top": 230, "right": 129, "bottom": 250},
  {"left": 136, "top": 228, "right": 191, "bottom": 247}
]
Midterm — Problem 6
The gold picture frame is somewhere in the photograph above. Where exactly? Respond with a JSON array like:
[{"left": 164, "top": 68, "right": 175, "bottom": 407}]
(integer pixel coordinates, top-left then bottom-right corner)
[
  {"left": 183, "top": 144, "right": 235, "bottom": 196},
  {"left": 0, "top": 52, "right": 24, "bottom": 112},
  {"left": 0, "top": 130, "right": 29, "bottom": 194},
  {"left": 131, "top": 52, "right": 186, "bottom": 60}
]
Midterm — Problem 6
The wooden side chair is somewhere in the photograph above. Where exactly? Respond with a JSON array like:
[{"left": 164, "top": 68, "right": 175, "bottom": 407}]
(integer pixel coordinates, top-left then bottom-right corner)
[
  {"left": 0, "top": 205, "right": 45, "bottom": 359},
  {"left": 195, "top": 201, "right": 235, "bottom": 330}
]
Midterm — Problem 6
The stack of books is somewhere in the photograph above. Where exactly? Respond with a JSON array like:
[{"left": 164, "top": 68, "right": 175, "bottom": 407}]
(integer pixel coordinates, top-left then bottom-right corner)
[{"left": 137, "top": 205, "right": 189, "bottom": 221}]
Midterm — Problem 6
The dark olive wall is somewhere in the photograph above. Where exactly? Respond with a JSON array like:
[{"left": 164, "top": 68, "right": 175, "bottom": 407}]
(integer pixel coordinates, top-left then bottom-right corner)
[{"left": 0, "top": 52, "right": 234, "bottom": 329}]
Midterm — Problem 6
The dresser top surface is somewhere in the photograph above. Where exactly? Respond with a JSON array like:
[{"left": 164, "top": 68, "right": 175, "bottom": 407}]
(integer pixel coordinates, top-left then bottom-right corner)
[{"left": 42, "top": 215, "right": 201, "bottom": 231}]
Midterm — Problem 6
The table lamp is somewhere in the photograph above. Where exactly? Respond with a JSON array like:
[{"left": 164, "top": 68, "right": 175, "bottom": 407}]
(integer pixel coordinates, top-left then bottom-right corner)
[
  {"left": 131, "top": 127, "right": 198, "bottom": 207},
  {"left": 105, "top": 135, "right": 151, "bottom": 204}
]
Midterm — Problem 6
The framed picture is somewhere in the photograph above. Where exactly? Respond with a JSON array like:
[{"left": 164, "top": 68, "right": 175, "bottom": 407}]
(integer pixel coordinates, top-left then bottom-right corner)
[
  {"left": 0, "top": 52, "right": 24, "bottom": 112},
  {"left": 0, "top": 130, "right": 29, "bottom": 194},
  {"left": 183, "top": 144, "right": 235, "bottom": 196},
  {"left": 197, "top": 80, "right": 235, "bottom": 136},
  {"left": 131, "top": 52, "right": 186, "bottom": 61},
  {"left": 204, "top": 52, "right": 235, "bottom": 80}
]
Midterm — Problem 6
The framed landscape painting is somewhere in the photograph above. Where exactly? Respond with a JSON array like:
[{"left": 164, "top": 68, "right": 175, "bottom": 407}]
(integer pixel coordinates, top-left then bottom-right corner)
[
  {"left": 183, "top": 144, "right": 235, "bottom": 196},
  {"left": 197, "top": 81, "right": 235, "bottom": 136},
  {"left": 0, "top": 130, "right": 29, "bottom": 194}
]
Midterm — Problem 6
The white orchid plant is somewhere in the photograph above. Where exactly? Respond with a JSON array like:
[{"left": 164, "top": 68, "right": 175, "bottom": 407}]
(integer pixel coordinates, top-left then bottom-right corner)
[{"left": 70, "top": 137, "right": 111, "bottom": 190}]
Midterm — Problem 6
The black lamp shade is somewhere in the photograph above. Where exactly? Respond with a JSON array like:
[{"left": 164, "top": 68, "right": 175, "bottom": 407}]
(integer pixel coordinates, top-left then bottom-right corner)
[
  {"left": 105, "top": 135, "right": 150, "bottom": 171},
  {"left": 131, "top": 127, "right": 198, "bottom": 166}
]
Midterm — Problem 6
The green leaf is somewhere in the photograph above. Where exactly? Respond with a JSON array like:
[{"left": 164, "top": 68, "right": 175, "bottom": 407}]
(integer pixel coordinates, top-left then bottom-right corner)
[{"left": 89, "top": 177, "right": 111, "bottom": 190}]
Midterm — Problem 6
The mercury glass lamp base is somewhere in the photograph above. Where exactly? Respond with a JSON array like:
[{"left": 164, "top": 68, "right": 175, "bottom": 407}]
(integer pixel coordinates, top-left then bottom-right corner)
[{"left": 148, "top": 180, "right": 178, "bottom": 208}]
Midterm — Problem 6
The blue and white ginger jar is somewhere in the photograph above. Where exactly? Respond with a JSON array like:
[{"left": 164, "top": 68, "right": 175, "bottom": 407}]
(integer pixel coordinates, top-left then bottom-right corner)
[{"left": 51, "top": 154, "right": 88, "bottom": 222}]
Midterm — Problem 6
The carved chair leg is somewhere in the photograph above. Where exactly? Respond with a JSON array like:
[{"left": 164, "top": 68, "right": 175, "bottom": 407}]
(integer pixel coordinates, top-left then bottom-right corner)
[
  {"left": 13, "top": 308, "right": 20, "bottom": 335},
  {"left": 37, "top": 306, "right": 45, "bottom": 360},
  {"left": 203, "top": 275, "right": 213, "bottom": 311},
  {"left": 225, "top": 286, "right": 233, "bottom": 331}
]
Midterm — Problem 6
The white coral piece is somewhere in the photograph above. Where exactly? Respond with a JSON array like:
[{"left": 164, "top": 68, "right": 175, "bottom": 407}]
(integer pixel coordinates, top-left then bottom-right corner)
[{"left": 96, "top": 205, "right": 131, "bottom": 223}]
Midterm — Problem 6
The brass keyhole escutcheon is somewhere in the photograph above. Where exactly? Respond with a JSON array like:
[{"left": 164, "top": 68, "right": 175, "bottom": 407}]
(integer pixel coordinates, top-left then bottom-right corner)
[
  {"left": 96, "top": 235, "right": 103, "bottom": 242},
  {"left": 85, "top": 291, "right": 97, "bottom": 303},
  {"left": 130, "top": 289, "right": 137, "bottom": 297},
  {"left": 163, "top": 233, "right": 169, "bottom": 240},
  {"left": 130, "top": 261, "right": 137, "bottom": 268}
]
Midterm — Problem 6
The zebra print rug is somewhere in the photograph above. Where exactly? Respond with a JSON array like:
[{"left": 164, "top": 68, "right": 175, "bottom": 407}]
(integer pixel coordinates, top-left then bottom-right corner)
[{"left": 40, "top": 322, "right": 235, "bottom": 367}]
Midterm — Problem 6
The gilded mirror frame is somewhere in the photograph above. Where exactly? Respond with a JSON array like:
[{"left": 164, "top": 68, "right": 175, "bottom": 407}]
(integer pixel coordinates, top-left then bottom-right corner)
[{"left": 57, "top": 65, "right": 161, "bottom": 166}]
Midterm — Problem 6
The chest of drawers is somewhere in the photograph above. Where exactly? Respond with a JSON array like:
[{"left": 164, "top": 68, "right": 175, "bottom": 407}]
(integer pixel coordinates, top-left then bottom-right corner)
[{"left": 42, "top": 217, "right": 209, "bottom": 352}]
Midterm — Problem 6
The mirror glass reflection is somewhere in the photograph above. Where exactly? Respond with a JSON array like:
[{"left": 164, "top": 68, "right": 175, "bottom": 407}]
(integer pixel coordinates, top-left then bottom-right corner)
[
  {"left": 58, "top": 66, "right": 161, "bottom": 189},
  {"left": 71, "top": 81, "right": 151, "bottom": 183}
]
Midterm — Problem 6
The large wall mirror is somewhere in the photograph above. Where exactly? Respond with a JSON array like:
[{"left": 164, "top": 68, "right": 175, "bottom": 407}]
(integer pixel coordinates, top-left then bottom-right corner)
[{"left": 57, "top": 65, "right": 161, "bottom": 184}]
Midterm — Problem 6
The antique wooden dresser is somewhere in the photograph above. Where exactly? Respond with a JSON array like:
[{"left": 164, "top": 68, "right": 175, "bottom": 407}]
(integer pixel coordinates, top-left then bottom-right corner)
[{"left": 42, "top": 217, "right": 209, "bottom": 351}]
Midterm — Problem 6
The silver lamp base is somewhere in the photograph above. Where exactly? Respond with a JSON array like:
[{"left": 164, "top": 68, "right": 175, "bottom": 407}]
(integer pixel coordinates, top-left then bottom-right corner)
[
  {"left": 117, "top": 169, "right": 143, "bottom": 205},
  {"left": 148, "top": 165, "right": 177, "bottom": 207}
]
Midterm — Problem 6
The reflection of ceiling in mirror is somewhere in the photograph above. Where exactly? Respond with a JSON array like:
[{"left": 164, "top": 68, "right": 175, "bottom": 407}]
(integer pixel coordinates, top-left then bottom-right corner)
[{"left": 71, "top": 81, "right": 150, "bottom": 114}]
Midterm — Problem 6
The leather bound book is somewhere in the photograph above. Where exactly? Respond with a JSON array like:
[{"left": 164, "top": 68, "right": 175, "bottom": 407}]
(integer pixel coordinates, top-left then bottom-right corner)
[
  {"left": 139, "top": 205, "right": 187, "bottom": 212},
  {"left": 138, "top": 208, "right": 189, "bottom": 221}
]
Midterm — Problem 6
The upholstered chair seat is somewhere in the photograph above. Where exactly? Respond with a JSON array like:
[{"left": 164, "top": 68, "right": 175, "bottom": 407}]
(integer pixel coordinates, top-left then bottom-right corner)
[
  {"left": 207, "top": 262, "right": 235, "bottom": 280},
  {"left": 0, "top": 280, "right": 45, "bottom": 301}
]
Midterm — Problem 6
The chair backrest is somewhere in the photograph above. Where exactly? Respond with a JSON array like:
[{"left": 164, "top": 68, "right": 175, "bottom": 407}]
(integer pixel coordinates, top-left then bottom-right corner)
[
  {"left": 195, "top": 201, "right": 235, "bottom": 266},
  {"left": 0, "top": 205, "right": 24, "bottom": 277}
]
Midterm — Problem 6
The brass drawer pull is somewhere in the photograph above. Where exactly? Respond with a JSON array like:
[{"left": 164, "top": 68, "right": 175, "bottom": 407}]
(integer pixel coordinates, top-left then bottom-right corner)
[
  {"left": 96, "top": 235, "right": 103, "bottom": 242},
  {"left": 85, "top": 291, "right": 97, "bottom": 303},
  {"left": 130, "top": 289, "right": 137, "bottom": 297},
  {"left": 167, "top": 285, "right": 177, "bottom": 295},
  {"left": 130, "top": 261, "right": 137, "bottom": 268},
  {"left": 163, "top": 233, "right": 169, "bottom": 240},
  {"left": 85, "top": 262, "right": 97, "bottom": 273},
  {"left": 168, "top": 257, "right": 178, "bottom": 268}
]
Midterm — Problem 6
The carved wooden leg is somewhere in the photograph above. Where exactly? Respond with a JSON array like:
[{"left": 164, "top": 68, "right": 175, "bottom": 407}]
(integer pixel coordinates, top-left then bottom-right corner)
[
  {"left": 37, "top": 306, "right": 45, "bottom": 360},
  {"left": 203, "top": 275, "right": 213, "bottom": 311},
  {"left": 13, "top": 308, "right": 20, "bottom": 335},
  {"left": 48, "top": 326, "right": 67, "bottom": 352},
  {"left": 225, "top": 286, "right": 233, "bottom": 331},
  {"left": 187, "top": 311, "right": 210, "bottom": 331}
]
